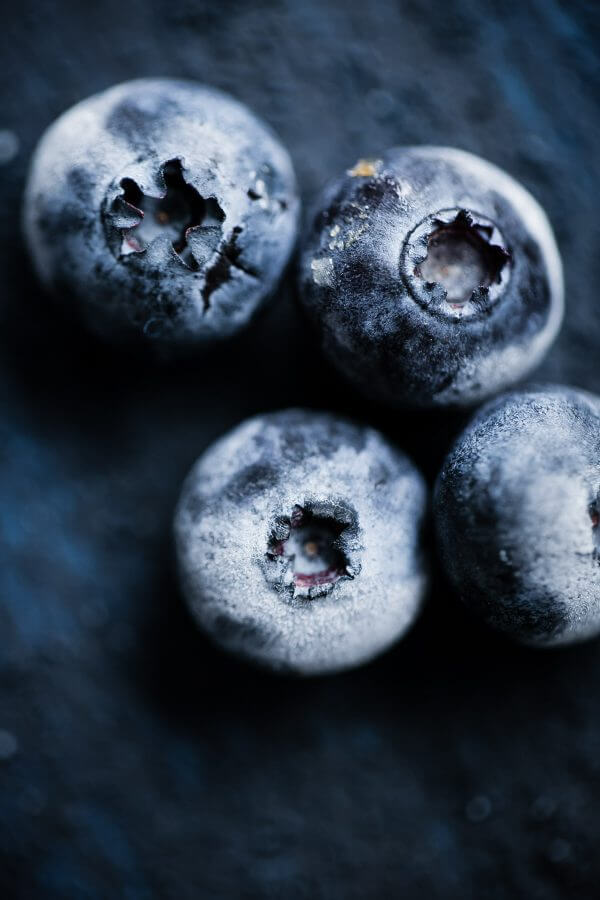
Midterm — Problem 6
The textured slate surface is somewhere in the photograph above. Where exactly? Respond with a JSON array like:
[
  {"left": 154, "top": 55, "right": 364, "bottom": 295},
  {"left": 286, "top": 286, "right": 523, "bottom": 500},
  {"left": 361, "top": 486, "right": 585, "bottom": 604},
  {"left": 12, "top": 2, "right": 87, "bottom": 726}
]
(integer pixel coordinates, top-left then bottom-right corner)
[{"left": 1, "top": 1, "right": 599, "bottom": 897}]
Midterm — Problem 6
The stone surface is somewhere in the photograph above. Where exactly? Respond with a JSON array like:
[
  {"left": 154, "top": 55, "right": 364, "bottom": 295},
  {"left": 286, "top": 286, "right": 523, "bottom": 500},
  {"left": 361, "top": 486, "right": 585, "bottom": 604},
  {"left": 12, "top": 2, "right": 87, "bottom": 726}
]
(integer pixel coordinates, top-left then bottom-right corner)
[{"left": 1, "top": 0, "right": 599, "bottom": 897}]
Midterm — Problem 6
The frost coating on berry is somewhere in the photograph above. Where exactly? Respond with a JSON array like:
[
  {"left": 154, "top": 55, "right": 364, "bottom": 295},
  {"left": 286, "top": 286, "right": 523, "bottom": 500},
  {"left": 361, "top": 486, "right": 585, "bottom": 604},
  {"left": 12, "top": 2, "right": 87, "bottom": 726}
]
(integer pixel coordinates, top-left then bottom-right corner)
[
  {"left": 299, "top": 146, "right": 564, "bottom": 408},
  {"left": 435, "top": 386, "right": 600, "bottom": 646},
  {"left": 174, "top": 410, "right": 428, "bottom": 675},
  {"left": 23, "top": 78, "right": 299, "bottom": 345}
]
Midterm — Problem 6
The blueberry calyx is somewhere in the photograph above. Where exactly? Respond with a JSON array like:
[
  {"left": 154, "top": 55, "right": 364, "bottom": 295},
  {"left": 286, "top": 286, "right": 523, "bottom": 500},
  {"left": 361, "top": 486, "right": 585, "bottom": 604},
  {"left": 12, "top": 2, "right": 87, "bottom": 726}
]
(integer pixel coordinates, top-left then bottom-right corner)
[
  {"left": 590, "top": 498, "right": 600, "bottom": 560},
  {"left": 105, "top": 158, "right": 226, "bottom": 271},
  {"left": 264, "top": 502, "right": 360, "bottom": 600},
  {"left": 402, "top": 208, "right": 511, "bottom": 319}
]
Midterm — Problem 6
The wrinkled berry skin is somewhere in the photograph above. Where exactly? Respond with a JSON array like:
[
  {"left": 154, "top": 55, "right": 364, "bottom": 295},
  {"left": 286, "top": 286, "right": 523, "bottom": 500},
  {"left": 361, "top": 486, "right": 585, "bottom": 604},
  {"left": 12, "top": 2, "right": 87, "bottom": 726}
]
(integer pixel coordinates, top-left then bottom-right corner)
[
  {"left": 23, "top": 78, "right": 299, "bottom": 345},
  {"left": 299, "top": 147, "right": 563, "bottom": 408},
  {"left": 174, "top": 410, "right": 428, "bottom": 675},
  {"left": 435, "top": 387, "right": 600, "bottom": 646}
]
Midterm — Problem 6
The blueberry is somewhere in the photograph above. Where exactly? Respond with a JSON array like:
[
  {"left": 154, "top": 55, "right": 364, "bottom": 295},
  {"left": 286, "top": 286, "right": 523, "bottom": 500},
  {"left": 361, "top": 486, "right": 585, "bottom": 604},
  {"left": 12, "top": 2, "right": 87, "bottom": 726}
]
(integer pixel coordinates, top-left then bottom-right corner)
[
  {"left": 299, "top": 147, "right": 563, "bottom": 408},
  {"left": 435, "top": 386, "right": 600, "bottom": 645},
  {"left": 174, "top": 409, "right": 428, "bottom": 674},
  {"left": 23, "top": 78, "right": 299, "bottom": 346}
]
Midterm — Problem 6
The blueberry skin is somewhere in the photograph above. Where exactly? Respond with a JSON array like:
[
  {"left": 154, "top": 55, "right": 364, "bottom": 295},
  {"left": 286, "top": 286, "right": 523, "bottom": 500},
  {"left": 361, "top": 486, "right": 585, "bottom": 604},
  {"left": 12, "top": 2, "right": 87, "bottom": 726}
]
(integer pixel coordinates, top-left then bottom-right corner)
[
  {"left": 174, "top": 410, "right": 428, "bottom": 675},
  {"left": 23, "top": 78, "right": 299, "bottom": 345},
  {"left": 435, "top": 387, "right": 600, "bottom": 646},
  {"left": 299, "top": 147, "right": 563, "bottom": 408}
]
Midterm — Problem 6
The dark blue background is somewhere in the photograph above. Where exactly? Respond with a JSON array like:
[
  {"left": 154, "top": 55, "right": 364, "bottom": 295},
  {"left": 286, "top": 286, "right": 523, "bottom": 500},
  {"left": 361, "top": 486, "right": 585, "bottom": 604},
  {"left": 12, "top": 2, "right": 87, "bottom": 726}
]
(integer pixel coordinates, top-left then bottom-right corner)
[{"left": 1, "top": 1, "right": 599, "bottom": 897}]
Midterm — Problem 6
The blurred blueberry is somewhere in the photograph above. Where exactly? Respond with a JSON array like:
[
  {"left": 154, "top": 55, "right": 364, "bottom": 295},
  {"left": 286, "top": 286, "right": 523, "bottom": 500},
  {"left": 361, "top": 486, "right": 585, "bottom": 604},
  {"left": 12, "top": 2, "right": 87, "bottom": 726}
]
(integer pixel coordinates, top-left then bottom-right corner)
[{"left": 435, "top": 386, "right": 600, "bottom": 645}]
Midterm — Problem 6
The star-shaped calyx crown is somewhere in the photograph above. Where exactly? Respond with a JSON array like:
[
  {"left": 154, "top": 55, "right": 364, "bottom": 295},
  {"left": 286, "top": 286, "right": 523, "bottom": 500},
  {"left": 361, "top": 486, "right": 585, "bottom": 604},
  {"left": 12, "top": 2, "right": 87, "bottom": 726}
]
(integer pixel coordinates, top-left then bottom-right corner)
[{"left": 107, "top": 158, "right": 225, "bottom": 271}]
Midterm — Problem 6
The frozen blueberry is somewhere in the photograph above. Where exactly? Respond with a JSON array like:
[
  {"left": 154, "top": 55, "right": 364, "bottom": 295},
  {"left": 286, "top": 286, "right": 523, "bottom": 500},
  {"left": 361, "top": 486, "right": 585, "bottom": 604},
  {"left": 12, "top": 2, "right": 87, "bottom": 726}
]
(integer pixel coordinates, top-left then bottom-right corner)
[
  {"left": 23, "top": 78, "right": 299, "bottom": 345},
  {"left": 174, "top": 410, "right": 428, "bottom": 674},
  {"left": 435, "top": 386, "right": 600, "bottom": 646},
  {"left": 299, "top": 147, "right": 563, "bottom": 408}
]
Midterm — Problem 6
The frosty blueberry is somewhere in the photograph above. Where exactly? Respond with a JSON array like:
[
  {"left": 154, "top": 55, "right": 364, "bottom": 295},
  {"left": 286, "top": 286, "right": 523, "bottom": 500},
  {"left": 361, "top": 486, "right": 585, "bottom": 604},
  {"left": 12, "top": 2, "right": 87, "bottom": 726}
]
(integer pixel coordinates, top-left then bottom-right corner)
[
  {"left": 23, "top": 78, "right": 299, "bottom": 345},
  {"left": 174, "top": 410, "right": 428, "bottom": 674},
  {"left": 299, "top": 147, "right": 564, "bottom": 408},
  {"left": 435, "top": 387, "right": 600, "bottom": 645}
]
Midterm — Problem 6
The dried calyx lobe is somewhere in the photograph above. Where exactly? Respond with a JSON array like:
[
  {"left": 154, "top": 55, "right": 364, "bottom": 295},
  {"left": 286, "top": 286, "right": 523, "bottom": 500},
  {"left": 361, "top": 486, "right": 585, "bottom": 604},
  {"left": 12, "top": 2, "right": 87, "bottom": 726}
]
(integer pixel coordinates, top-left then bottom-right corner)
[
  {"left": 266, "top": 503, "right": 359, "bottom": 599},
  {"left": 107, "top": 158, "right": 225, "bottom": 271}
]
